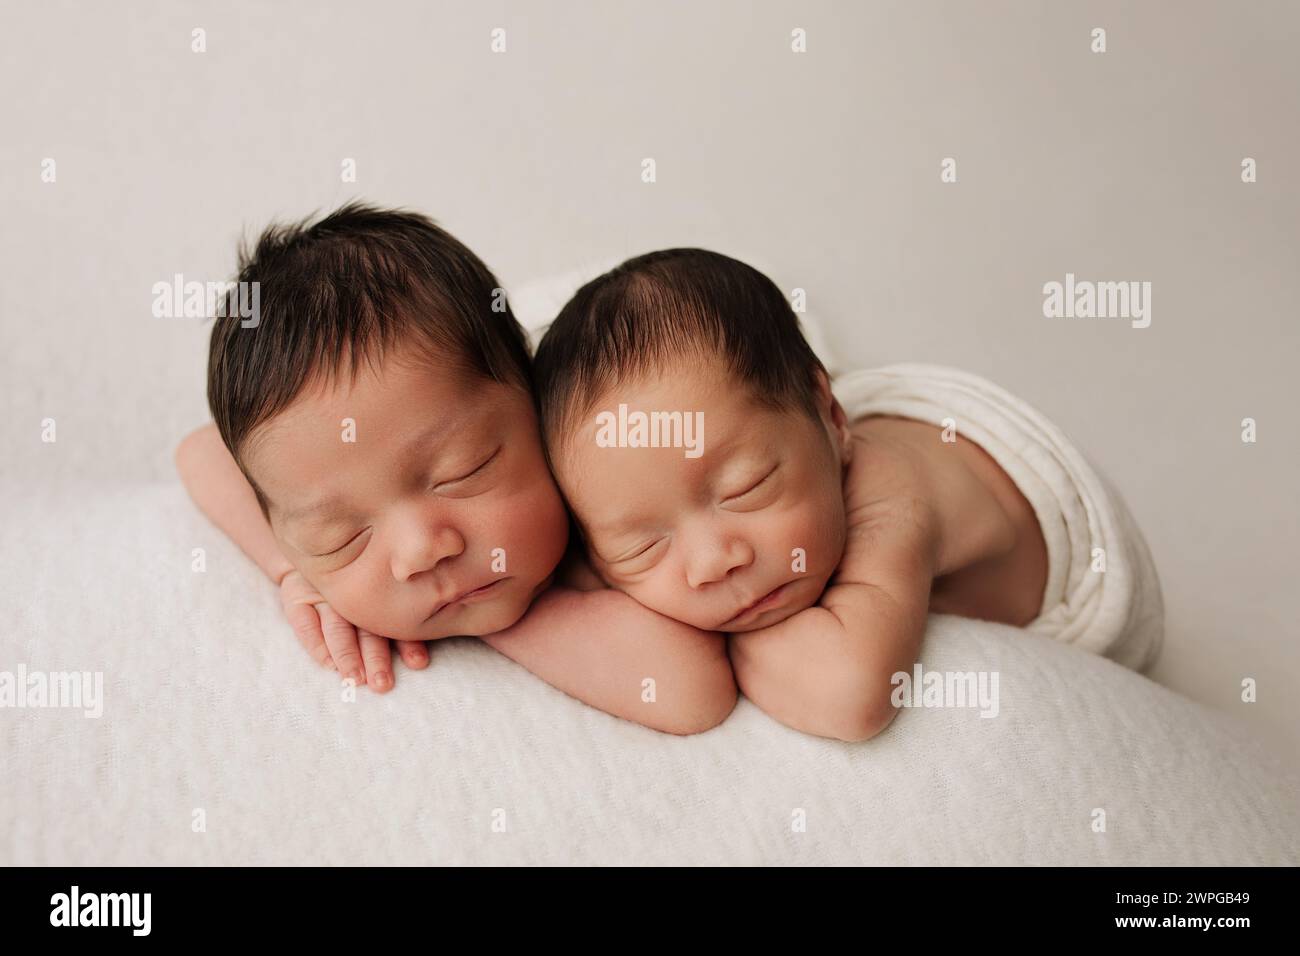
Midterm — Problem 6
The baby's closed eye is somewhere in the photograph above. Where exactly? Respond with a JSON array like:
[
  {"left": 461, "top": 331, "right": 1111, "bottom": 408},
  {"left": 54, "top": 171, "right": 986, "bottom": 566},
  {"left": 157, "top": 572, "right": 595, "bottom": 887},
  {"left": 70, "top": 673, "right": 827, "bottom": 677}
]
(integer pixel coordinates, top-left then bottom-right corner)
[
  {"left": 307, "top": 526, "right": 373, "bottom": 564},
  {"left": 720, "top": 463, "right": 780, "bottom": 508},
  {"left": 602, "top": 535, "right": 670, "bottom": 571},
  {"left": 428, "top": 445, "right": 501, "bottom": 495}
]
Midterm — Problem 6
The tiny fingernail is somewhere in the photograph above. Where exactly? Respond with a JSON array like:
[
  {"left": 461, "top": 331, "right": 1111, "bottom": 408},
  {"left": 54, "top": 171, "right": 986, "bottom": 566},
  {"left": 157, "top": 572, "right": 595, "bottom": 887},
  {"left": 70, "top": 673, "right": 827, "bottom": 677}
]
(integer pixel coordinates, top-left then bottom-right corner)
[
  {"left": 372, "top": 671, "right": 391, "bottom": 690},
  {"left": 350, "top": 671, "right": 365, "bottom": 685}
]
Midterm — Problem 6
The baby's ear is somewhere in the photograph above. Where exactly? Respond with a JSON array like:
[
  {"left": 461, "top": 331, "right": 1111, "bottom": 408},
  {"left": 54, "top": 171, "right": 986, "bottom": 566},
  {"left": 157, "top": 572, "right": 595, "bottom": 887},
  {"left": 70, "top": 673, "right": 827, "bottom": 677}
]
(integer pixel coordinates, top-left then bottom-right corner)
[{"left": 813, "top": 369, "right": 853, "bottom": 465}]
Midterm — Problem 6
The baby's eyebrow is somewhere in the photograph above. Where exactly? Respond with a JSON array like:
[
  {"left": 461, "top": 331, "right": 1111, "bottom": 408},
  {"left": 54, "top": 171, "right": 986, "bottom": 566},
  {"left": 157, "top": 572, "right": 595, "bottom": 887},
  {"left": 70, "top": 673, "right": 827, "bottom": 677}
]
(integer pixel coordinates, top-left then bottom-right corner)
[
  {"left": 398, "top": 419, "right": 454, "bottom": 463},
  {"left": 281, "top": 495, "right": 351, "bottom": 525},
  {"left": 584, "top": 509, "right": 647, "bottom": 539},
  {"left": 576, "top": 515, "right": 630, "bottom": 550}
]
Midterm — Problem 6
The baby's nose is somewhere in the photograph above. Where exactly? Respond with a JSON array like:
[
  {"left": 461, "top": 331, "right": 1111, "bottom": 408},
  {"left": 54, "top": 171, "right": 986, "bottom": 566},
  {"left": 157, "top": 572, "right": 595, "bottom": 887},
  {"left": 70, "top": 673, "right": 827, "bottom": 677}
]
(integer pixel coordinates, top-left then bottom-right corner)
[
  {"left": 391, "top": 524, "right": 465, "bottom": 582},
  {"left": 685, "top": 536, "right": 754, "bottom": 589}
]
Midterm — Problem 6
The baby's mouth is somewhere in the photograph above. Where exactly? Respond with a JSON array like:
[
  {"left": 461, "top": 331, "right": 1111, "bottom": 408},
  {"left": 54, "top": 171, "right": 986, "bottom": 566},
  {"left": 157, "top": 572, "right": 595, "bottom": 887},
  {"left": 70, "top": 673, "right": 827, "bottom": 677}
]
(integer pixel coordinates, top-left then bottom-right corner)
[
  {"left": 718, "top": 580, "right": 795, "bottom": 630},
  {"left": 426, "top": 577, "right": 511, "bottom": 619}
]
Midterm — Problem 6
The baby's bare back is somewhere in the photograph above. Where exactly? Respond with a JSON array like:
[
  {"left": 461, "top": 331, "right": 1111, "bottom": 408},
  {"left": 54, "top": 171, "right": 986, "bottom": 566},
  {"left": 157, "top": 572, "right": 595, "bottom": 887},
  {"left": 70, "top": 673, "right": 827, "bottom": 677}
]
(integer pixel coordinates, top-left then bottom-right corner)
[{"left": 845, "top": 415, "right": 1048, "bottom": 627}]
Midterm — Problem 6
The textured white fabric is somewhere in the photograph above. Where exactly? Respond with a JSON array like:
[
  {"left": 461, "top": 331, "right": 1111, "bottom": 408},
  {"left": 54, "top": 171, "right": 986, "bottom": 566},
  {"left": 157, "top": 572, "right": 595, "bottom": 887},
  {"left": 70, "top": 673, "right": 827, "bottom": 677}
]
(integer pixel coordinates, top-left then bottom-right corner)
[
  {"left": 834, "top": 364, "right": 1165, "bottom": 673},
  {"left": 2, "top": 483, "right": 1297, "bottom": 865}
]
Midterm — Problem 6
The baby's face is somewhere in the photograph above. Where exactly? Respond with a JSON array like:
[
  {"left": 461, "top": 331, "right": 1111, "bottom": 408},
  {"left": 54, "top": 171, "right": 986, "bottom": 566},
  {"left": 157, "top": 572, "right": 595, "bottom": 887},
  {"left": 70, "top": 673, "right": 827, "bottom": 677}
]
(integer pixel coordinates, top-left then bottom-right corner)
[
  {"left": 555, "top": 355, "right": 850, "bottom": 632},
  {"left": 244, "top": 340, "right": 569, "bottom": 641}
]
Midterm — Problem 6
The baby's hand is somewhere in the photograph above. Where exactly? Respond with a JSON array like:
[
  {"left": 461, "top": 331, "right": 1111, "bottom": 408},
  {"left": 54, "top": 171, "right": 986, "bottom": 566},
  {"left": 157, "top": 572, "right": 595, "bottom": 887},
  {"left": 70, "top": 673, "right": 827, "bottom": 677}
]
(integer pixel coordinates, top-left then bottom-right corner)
[{"left": 277, "top": 569, "right": 429, "bottom": 692}]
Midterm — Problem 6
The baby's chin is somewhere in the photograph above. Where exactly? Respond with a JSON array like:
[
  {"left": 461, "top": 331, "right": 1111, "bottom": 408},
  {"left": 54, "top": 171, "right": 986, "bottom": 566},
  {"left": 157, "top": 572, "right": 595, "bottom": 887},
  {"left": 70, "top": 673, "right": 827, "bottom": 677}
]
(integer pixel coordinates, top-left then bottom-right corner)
[
  {"left": 424, "top": 596, "right": 530, "bottom": 640},
  {"left": 366, "top": 589, "right": 533, "bottom": 642},
  {"left": 353, "top": 571, "right": 558, "bottom": 641}
]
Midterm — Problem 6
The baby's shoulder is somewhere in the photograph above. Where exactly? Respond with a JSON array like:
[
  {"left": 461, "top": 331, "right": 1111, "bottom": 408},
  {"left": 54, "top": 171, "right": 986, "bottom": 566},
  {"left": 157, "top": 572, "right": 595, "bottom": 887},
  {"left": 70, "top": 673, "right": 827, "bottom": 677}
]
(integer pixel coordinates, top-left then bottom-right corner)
[
  {"left": 846, "top": 415, "right": 1021, "bottom": 579},
  {"left": 844, "top": 416, "right": 944, "bottom": 508},
  {"left": 839, "top": 417, "right": 945, "bottom": 556}
]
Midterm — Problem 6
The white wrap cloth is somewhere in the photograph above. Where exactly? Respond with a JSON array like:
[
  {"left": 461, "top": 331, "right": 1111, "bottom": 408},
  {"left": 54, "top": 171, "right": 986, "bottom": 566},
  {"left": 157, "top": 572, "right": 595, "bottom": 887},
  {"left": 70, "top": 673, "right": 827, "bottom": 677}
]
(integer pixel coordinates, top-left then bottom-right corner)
[{"left": 834, "top": 363, "right": 1164, "bottom": 672}]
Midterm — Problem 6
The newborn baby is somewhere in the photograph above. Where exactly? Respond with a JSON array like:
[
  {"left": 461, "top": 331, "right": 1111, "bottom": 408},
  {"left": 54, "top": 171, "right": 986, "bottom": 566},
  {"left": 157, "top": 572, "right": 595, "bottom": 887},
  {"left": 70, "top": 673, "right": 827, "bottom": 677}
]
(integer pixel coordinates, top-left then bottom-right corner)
[{"left": 533, "top": 249, "right": 1050, "bottom": 741}]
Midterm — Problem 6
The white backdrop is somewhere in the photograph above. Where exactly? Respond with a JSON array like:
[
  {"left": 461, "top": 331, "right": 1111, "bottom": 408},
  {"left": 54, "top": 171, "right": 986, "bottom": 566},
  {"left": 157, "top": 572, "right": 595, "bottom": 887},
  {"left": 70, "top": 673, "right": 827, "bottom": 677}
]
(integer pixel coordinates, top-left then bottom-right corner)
[{"left": 2, "top": 1, "right": 1297, "bottom": 758}]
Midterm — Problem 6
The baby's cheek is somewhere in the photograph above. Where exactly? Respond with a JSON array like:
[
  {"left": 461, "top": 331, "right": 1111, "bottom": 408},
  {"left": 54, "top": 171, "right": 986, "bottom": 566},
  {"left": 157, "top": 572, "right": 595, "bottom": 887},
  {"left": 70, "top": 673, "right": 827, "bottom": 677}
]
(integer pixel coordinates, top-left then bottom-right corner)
[
  {"left": 784, "top": 499, "right": 845, "bottom": 580},
  {"left": 593, "top": 558, "right": 675, "bottom": 618},
  {"left": 657, "top": 578, "right": 700, "bottom": 623},
  {"left": 314, "top": 571, "right": 394, "bottom": 636},
  {"left": 495, "top": 482, "right": 569, "bottom": 582}
]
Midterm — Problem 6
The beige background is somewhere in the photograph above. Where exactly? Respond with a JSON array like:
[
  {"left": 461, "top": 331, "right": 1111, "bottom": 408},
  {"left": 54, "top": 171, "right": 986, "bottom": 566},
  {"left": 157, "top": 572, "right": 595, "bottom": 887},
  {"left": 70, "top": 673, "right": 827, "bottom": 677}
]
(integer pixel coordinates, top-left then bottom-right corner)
[{"left": 2, "top": 1, "right": 1296, "bottom": 756}]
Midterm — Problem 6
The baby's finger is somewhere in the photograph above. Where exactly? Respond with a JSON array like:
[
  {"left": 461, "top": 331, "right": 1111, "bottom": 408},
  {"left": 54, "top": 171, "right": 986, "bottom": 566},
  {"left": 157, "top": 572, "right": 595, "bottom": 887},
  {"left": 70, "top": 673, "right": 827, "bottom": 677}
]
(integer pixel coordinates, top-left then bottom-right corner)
[
  {"left": 317, "top": 602, "right": 366, "bottom": 685},
  {"left": 285, "top": 602, "right": 335, "bottom": 670},
  {"left": 396, "top": 641, "right": 429, "bottom": 670},
  {"left": 357, "top": 630, "right": 393, "bottom": 692}
]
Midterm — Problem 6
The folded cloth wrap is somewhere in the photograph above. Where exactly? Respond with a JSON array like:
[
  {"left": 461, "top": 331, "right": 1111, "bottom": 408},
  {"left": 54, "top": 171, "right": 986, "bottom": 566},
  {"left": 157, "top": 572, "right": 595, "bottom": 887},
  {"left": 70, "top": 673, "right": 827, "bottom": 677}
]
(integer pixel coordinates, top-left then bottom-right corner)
[{"left": 833, "top": 363, "right": 1164, "bottom": 672}]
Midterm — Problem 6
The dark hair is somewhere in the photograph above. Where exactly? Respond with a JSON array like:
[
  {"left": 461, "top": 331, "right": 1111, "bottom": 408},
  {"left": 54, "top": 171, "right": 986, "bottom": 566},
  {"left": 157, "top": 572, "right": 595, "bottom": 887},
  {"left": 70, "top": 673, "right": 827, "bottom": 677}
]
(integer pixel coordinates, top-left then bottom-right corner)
[
  {"left": 532, "top": 248, "right": 826, "bottom": 451},
  {"left": 206, "top": 202, "right": 531, "bottom": 508}
]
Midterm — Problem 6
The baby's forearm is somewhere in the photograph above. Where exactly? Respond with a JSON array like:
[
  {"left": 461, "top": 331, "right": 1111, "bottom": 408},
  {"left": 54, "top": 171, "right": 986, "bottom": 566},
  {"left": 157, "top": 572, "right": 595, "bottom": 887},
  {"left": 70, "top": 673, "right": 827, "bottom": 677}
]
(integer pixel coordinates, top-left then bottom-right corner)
[
  {"left": 174, "top": 423, "right": 294, "bottom": 585},
  {"left": 727, "top": 588, "right": 923, "bottom": 742},
  {"left": 481, "top": 587, "right": 737, "bottom": 735}
]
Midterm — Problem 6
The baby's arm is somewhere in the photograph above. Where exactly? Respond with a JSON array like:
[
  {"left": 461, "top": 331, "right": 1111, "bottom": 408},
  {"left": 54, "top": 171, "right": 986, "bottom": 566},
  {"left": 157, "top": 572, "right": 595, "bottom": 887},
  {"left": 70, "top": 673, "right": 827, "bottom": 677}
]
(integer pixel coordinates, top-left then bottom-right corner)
[
  {"left": 174, "top": 423, "right": 419, "bottom": 687},
  {"left": 727, "top": 490, "right": 937, "bottom": 742},
  {"left": 174, "top": 423, "right": 295, "bottom": 584},
  {"left": 481, "top": 584, "right": 737, "bottom": 736}
]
